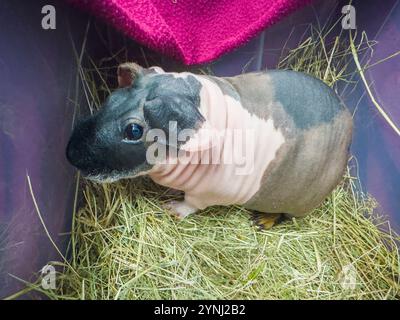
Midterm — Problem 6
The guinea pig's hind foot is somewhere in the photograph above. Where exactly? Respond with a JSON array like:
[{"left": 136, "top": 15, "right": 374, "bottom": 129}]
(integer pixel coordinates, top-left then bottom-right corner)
[
  {"left": 162, "top": 200, "right": 198, "bottom": 220},
  {"left": 251, "top": 212, "right": 284, "bottom": 230}
]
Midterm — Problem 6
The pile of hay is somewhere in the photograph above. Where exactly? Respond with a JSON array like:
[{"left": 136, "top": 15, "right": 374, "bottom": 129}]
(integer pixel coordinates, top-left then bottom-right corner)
[
  {"left": 42, "top": 176, "right": 400, "bottom": 299},
  {"left": 19, "top": 23, "right": 400, "bottom": 299}
]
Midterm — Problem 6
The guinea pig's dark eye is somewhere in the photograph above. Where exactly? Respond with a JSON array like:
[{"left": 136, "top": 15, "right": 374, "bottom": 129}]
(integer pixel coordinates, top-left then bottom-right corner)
[{"left": 124, "top": 123, "right": 144, "bottom": 141}]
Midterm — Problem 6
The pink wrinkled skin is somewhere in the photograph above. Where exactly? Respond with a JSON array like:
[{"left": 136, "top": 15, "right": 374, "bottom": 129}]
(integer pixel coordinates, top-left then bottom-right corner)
[{"left": 149, "top": 74, "right": 285, "bottom": 211}]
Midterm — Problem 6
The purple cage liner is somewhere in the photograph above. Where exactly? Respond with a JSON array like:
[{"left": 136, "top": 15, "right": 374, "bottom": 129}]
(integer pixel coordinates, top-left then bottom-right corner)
[{"left": 0, "top": 0, "right": 399, "bottom": 298}]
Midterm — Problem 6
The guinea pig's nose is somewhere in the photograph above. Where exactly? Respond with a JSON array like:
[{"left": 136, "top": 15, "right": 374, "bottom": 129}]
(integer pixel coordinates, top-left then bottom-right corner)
[
  {"left": 66, "top": 138, "right": 80, "bottom": 168},
  {"left": 66, "top": 117, "right": 97, "bottom": 171},
  {"left": 66, "top": 137, "right": 91, "bottom": 173}
]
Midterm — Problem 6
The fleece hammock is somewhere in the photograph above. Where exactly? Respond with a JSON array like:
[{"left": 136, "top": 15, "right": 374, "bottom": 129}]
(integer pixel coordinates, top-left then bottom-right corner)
[{"left": 67, "top": 0, "right": 313, "bottom": 65}]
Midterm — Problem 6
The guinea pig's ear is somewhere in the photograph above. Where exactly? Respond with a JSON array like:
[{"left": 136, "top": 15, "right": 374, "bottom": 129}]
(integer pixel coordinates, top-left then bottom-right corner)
[
  {"left": 148, "top": 66, "right": 165, "bottom": 74},
  {"left": 143, "top": 97, "right": 205, "bottom": 148},
  {"left": 117, "top": 62, "right": 143, "bottom": 88}
]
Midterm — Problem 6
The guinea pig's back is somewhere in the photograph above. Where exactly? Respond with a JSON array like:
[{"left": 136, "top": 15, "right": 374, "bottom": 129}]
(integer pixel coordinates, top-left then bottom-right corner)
[
  {"left": 224, "top": 70, "right": 348, "bottom": 130},
  {"left": 225, "top": 70, "right": 353, "bottom": 216}
]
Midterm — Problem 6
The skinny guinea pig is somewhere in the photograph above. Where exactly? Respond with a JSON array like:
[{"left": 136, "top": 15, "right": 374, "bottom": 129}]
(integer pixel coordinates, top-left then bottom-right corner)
[{"left": 66, "top": 63, "right": 352, "bottom": 229}]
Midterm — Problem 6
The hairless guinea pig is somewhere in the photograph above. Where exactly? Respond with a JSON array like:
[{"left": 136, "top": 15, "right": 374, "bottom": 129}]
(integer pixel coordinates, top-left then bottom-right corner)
[{"left": 66, "top": 63, "right": 352, "bottom": 229}]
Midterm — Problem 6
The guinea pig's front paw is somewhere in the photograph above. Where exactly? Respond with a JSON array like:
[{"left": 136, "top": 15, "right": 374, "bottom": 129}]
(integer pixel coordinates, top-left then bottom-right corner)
[{"left": 162, "top": 200, "right": 198, "bottom": 220}]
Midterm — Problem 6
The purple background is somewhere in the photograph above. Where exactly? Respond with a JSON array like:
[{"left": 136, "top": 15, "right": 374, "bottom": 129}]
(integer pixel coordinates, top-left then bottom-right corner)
[{"left": 0, "top": 0, "right": 399, "bottom": 298}]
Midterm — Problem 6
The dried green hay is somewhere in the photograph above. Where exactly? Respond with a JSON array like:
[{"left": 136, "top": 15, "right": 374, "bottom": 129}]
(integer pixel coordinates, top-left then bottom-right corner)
[
  {"left": 39, "top": 175, "right": 400, "bottom": 300},
  {"left": 12, "top": 21, "right": 400, "bottom": 300}
]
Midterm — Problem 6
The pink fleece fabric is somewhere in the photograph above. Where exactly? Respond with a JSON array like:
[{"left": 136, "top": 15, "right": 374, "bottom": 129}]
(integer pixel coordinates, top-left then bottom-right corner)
[{"left": 68, "top": 0, "right": 313, "bottom": 65}]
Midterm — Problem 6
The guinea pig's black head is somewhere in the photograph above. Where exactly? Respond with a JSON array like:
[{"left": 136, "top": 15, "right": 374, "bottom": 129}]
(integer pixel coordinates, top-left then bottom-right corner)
[{"left": 66, "top": 63, "right": 204, "bottom": 183}]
